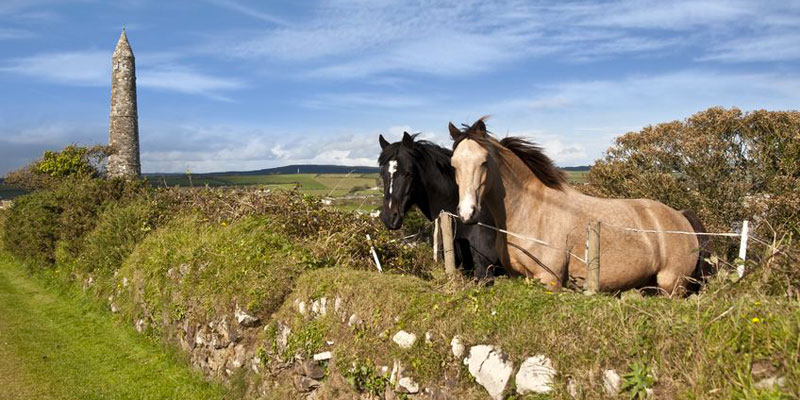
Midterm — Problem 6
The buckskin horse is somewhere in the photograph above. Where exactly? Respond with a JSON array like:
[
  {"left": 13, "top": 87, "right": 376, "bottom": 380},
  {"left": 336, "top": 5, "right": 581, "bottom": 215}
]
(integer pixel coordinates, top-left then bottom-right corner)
[
  {"left": 378, "top": 132, "right": 502, "bottom": 279},
  {"left": 449, "top": 118, "right": 709, "bottom": 294}
]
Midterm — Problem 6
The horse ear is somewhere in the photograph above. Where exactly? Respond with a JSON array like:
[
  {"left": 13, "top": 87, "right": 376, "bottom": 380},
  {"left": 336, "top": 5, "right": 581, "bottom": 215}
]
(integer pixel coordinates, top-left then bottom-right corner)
[
  {"left": 379, "top": 134, "right": 390, "bottom": 150},
  {"left": 402, "top": 132, "right": 413, "bottom": 146},
  {"left": 448, "top": 122, "right": 461, "bottom": 140},
  {"left": 472, "top": 119, "right": 487, "bottom": 137}
]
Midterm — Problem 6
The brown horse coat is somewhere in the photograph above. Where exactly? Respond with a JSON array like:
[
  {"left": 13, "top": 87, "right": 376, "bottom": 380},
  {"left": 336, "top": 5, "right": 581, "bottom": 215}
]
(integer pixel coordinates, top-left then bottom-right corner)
[{"left": 450, "top": 118, "right": 704, "bottom": 294}]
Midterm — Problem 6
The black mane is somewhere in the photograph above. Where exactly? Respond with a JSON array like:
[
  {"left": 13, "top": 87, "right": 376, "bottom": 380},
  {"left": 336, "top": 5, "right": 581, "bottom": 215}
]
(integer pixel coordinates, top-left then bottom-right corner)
[{"left": 378, "top": 134, "right": 453, "bottom": 175}]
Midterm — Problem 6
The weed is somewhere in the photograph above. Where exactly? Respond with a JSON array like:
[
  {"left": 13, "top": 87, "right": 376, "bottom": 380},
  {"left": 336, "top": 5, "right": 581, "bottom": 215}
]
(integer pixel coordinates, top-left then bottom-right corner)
[
  {"left": 343, "top": 359, "right": 391, "bottom": 397},
  {"left": 621, "top": 362, "right": 655, "bottom": 399}
]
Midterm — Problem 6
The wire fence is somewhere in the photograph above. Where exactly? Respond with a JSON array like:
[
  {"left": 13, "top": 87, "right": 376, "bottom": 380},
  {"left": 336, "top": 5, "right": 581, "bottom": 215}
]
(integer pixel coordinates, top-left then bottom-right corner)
[{"left": 434, "top": 210, "right": 764, "bottom": 283}]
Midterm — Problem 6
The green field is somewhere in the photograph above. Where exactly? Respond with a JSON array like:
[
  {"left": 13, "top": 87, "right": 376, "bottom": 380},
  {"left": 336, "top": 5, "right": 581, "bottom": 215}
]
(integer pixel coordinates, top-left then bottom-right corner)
[
  {"left": 147, "top": 171, "right": 585, "bottom": 193},
  {"left": 143, "top": 170, "right": 588, "bottom": 212}
]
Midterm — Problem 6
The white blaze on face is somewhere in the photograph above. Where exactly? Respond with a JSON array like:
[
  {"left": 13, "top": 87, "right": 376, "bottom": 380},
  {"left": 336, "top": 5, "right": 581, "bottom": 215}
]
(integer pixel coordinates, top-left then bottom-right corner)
[
  {"left": 451, "top": 139, "right": 488, "bottom": 222},
  {"left": 387, "top": 160, "right": 398, "bottom": 209}
]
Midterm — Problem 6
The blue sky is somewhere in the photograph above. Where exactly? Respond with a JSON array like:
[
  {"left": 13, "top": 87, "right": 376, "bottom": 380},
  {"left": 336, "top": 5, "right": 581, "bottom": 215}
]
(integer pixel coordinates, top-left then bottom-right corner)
[{"left": 1, "top": 0, "right": 799, "bottom": 174}]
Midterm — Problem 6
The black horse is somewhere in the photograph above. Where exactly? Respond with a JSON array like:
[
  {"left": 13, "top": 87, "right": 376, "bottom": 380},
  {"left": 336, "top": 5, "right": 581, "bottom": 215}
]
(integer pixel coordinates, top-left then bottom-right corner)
[{"left": 378, "top": 132, "right": 502, "bottom": 278}]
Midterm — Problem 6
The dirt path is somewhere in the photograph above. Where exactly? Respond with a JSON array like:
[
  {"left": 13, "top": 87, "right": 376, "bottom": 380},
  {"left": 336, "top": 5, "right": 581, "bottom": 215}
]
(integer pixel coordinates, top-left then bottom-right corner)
[{"left": 0, "top": 252, "right": 228, "bottom": 400}]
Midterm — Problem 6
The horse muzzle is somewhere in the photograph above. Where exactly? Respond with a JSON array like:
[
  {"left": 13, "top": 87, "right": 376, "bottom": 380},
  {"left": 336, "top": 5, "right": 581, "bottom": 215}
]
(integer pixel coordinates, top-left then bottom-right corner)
[
  {"left": 458, "top": 204, "right": 479, "bottom": 225},
  {"left": 380, "top": 210, "right": 404, "bottom": 230}
]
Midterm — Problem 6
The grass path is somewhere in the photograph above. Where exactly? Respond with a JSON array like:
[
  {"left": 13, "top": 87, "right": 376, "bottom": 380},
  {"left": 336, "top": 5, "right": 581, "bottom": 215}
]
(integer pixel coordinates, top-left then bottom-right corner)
[{"left": 0, "top": 252, "right": 229, "bottom": 400}]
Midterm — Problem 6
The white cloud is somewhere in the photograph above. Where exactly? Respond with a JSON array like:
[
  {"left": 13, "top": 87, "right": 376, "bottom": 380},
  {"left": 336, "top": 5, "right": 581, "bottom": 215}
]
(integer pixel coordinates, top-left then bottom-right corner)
[
  {"left": 699, "top": 33, "right": 800, "bottom": 62},
  {"left": 302, "top": 92, "right": 428, "bottom": 109},
  {"left": 204, "top": 0, "right": 800, "bottom": 78},
  {"left": 0, "top": 50, "right": 108, "bottom": 86},
  {"left": 137, "top": 122, "right": 392, "bottom": 173},
  {"left": 0, "top": 50, "right": 244, "bottom": 100},
  {"left": 469, "top": 69, "right": 800, "bottom": 166},
  {"left": 203, "top": 0, "right": 287, "bottom": 26},
  {"left": 0, "top": 27, "right": 34, "bottom": 40},
  {"left": 137, "top": 65, "right": 245, "bottom": 100}
]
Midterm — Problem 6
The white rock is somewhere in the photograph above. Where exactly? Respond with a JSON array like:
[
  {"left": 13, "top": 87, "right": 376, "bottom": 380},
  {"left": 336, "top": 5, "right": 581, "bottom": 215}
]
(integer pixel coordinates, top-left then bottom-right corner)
[
  {"left": 231, "top": 344, "right": 247, "bottom": 368},
  {"left": 602, "top": 369, "right": 621, "bottom": 395},
  {"left": 424, "top": 331, "right": 434, "bottom": 344},
  {"left": 515, "top": 355, "right": 556, "bottom": 394},
  {"left": 312, "top": 297, "right": 327, "bottom": 316},
  {"left": 122, "top": 277, "right": 129, "bottom": 287},
  {"left": 566, "top": 377, "right": 579, "bottom": 399},
  {"left": 465, "top": 345, "right": 513, "bottom": 400},
  {"left": 348, "top": 314, "right": 362, "bottom": 327},
  {"left": 235, "top": 308, "right": 260, "bottom": 327},
  {"left": 334, "top": 296, "right": 343, "bottom": 314},
  {"left": 298, "top": 301, "right": 308, "bottom": 315},
  {"left": 380, "top": 365, "right": 390, "bottom": 376},
  {"left": 276, "top": 323, "right": 291, "bottom": 352},
  {"left": 390, "top": 359, "right": 402, "bottom": 384},
  {"left": 251, "top": 356, "right": 260, "bottom": 373},
  {"left": 392, "top": 330, "right": 418, "bottom": 349},
  {"left": 313, "top": 351, "right": 332, "bottom": 361},
  {"left": 397, "top": 377, "right": 420, "bottom": 394},
  {"left": 754, "top": 376, "right": 786, "bottom": 390},
  {"left": 451, "top": 336, "right": 465, "bottom": 359}
]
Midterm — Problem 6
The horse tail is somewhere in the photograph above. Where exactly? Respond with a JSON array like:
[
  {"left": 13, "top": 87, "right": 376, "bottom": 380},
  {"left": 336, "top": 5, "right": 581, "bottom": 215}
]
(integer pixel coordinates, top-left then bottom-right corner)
[{"left": 681, "top": 209, "right": 714, "bottom": 292}]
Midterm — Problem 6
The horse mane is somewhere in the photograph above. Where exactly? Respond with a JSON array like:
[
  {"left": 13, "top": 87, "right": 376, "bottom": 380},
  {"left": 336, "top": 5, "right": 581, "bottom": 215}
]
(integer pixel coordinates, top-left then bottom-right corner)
[
  {"left": 499, "top": 137, "right": 566, "bottom": 189},
  {"left": 378, "top": 134, "right": 453, "bottom": 176},
  {"left": 452, "top": 118, "right": 565, "bottom": 190}
]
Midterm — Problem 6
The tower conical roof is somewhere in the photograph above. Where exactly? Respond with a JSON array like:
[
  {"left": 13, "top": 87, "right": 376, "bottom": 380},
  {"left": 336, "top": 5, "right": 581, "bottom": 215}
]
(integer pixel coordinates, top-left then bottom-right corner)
[{"left": 113, "top": 28, "right": 134, "bottom": 58}]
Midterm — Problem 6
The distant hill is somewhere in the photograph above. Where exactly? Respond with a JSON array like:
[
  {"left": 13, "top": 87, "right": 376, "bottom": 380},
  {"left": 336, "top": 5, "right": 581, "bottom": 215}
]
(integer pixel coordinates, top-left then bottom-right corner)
[
  {"left": 144, "top": 164, "right": 379, "bottom": 177},
  {"left": 561, "top": 166, "right": 590, "bottom": 171}
]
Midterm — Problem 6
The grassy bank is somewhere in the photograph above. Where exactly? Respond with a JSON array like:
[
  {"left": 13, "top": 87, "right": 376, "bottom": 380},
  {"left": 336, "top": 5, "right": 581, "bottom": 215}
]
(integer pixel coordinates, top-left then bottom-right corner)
[
  {"left": 0, "top": 252, "right": 229, "bottom": 400},
  {"left": 1, "top": 178, "right": 797, "bottom": 399}
]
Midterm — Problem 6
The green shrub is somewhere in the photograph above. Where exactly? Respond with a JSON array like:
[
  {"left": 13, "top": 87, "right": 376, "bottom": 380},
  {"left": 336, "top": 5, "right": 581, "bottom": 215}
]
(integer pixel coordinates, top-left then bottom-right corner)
[
  {"left": 159, "top": 187, "right": 436, "bottom": 278},
  {"left": 73, "top": 194, "right": 173, "bottom": 278},
  {"left": 586, "top": 107, "right": 800, "bottom": 284},
  {"left": 588, "top": 107, "right": 800, "bottom": 237},
  {"left": 5, "top": 145, "right": 111, "bottom": 190},
  {"left": 2, "top": 177, "right": 147, "bottom": 267},
  {"left": 117, "top": 215, "right": 310, "bottom": 321}
]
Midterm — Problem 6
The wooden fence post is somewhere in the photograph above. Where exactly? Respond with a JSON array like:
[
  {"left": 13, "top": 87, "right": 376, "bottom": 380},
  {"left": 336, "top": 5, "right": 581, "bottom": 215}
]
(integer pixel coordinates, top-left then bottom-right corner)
[
  {"left": 440, "top": 211, "right": 457, "bottom": 277},
  {"left": 584, "top": 221, "right": 601, "bottom": 294},
  {"left": 433, "top": 217, "right": 441, "bottom": 262},
  {"left": 736, "top": 220, "right": 749, "bottom": 278}
]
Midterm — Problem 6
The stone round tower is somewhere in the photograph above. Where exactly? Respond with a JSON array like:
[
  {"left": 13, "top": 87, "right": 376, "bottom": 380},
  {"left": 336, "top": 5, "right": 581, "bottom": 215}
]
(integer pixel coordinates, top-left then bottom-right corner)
[{"left": 108, "top": 29, "right": 141, "bottom": 178}]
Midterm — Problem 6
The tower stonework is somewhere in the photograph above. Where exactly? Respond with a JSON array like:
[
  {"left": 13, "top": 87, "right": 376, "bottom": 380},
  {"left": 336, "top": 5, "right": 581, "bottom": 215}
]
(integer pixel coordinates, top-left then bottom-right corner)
[{"left": 108, "top": 29, "right": 141, "bottom": 178}]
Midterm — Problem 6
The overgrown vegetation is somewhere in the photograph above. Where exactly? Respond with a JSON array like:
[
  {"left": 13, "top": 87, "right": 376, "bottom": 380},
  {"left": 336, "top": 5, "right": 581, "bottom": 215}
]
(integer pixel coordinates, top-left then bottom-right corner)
[
  {"left": 587, "top": 107, "right": 800, "bottom": 254},
  {"left": 2, "top": 108, "right": 799, "bottom": 399}
]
